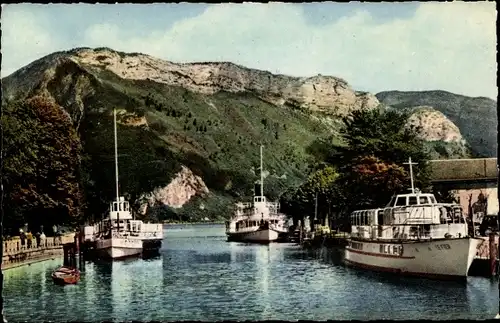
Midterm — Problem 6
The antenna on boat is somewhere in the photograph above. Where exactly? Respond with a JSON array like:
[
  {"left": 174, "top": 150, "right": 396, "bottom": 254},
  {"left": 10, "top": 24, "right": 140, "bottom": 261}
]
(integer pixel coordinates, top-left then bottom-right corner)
[
  {"left": 403, "top": 157, "right": 418, "bottom": 194},
  {"left": 314, "top": 192, "right": 318, "bottom": 221},
  {"left": 114, "top": 108, "right": 120, "bottom": 203},
  {"left": 260, "top": 145, "right": 264, "bottom": 197}
]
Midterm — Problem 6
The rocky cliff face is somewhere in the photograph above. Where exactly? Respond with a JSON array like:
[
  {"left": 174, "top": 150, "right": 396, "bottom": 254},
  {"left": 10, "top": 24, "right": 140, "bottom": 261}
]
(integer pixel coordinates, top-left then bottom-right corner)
[
  {"left": 2, "top": 47, "right": 484, "bottom": 221},
  {"left": 376, "top": 90, "right": 497, "bottom": 157},
  {"left": 405, "top": 106, "right": 470, "bottom": 159},
  {"left": 70, "top": 47, "right": 379, "bottom": 116},
  {"left": 407, "top": 106, "right": 465, "bottom": 143},
  {"left": 137, "top": 166, "right": 210, "bottom": 215}
]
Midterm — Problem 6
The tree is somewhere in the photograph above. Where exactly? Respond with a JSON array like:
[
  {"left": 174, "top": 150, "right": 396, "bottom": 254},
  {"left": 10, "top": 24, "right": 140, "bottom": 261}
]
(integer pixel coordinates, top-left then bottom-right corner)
[
  {"left": 324, "top": 108, "right": 431, "bottom": 225},
  {"left": 338, "top": 156, "right": 408, "bottom": 212},
  {"left": 330, "top": 108, "right": 430, "bottom": 189},
  {"left": 2, "top": 96, "right": 83, "bottom": 233},
  {"left": 280, "top": 166, "right": 339, "bottom": 226}
]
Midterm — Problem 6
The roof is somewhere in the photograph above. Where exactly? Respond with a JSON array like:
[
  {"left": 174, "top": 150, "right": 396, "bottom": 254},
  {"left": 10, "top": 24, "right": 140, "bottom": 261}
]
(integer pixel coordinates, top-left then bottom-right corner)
[{"left": 430, "top": 158, "right": 497, "bottom": 182}]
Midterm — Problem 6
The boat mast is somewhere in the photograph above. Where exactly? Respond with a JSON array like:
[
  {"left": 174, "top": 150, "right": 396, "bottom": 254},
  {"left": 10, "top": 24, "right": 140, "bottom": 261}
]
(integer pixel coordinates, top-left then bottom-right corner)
[
  {"left": 314, "top": 192, "right": 318, "bottom": 221},
  {"left": 114, "top": 108, "right": 120, "bottom": 202},
  {"left": 113, "top": 108, "right": 121, "bottom": 229},
  {"left": 403, "top": 157, "right": 418, "bottom": 194},
  {"left": 260, "top": 145, "right": 264, "bottom": 197}
]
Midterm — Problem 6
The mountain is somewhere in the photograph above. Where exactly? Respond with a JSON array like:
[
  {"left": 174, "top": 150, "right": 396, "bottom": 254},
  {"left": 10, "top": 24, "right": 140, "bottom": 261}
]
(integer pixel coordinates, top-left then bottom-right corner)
[
  {"left": 376, "top": 90, "right": 497, "bottom": 157},
  {"left": 2, "top": 47, "right": 382, "bottom": 222},
  {"left": 405, "top": 106, "right": 472, "bottom": 159},
  {"left": 2, "top": 47, "right": 486, "bottom": 223}
]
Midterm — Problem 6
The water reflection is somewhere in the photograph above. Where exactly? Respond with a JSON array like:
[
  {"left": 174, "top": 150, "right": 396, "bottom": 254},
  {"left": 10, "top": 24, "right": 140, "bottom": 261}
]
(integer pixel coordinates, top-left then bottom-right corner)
[{"left": 3, "top": 224, "right": 498, "bottom": 321}]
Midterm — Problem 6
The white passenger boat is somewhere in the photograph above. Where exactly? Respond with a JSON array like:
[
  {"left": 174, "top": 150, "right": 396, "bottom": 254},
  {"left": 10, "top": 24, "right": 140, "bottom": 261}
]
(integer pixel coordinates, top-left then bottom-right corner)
[
  {"left": 225, "top": 146, "right": 289, "bottom": 243},
  {"left": 345, "top": 158, "right": 482, "bottom": 279},
  {"left": 81, "top": 108, "right": 163, "bottom": 259}
]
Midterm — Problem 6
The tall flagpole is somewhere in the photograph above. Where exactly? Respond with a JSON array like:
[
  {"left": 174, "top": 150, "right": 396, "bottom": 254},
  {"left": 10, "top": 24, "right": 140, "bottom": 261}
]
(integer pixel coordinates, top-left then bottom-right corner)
[
  {"left": 114, "top": 108, "right": 119, "bottom": 203},
  {"left": 260, "top": 145, "right": 264, "bottom": 197},
  {"left": 403, "top": 157, "right": 418, "bottom": 194}
]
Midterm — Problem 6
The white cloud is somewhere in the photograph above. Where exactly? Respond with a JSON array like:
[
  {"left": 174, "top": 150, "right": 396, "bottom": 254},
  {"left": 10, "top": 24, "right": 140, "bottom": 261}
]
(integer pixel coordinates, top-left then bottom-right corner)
[
  {"left": 1, "top": 5, "right": 56, "bottom": 77},
  {"left": 2, "top": 3, "right": 497, "bottom": 99}
]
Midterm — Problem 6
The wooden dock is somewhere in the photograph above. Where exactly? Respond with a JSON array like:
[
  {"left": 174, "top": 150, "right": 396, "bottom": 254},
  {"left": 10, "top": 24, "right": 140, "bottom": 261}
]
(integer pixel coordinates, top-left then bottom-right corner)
[
  {"left": 469, "top": 234, "right": 498, "bottom": 277},
  {"left": 1, "top": 233, "right": 75, "bottom": 270}
]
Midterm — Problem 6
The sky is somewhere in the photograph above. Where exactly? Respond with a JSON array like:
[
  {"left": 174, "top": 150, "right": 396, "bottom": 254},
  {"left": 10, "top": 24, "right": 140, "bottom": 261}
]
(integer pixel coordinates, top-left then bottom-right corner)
[{"left": 1, "top": 2, "right": 497, "bottom": 99}]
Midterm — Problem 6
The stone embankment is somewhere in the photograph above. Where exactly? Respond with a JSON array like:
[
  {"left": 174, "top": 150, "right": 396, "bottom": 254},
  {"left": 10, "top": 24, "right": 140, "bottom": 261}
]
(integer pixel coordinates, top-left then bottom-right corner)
[{"left": 1, "top": 233, "right": 75, "bottom": 270}]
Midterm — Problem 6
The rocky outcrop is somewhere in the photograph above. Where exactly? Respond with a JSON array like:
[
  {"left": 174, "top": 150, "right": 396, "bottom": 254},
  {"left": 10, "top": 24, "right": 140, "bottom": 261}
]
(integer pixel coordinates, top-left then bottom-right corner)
[
  {"left": 70, "top": 47, "right": 380, "bottom": 116},
  {"left": 406, "top": 106, "right": 464, "bottom": 143},
  {"left": 137, "top": 166, "right": 209, "bottom": 215},
  {"left": 115, "top": 109, "right": 148, "bottom": 128},
  {"left": 376, "top": 90, "right": 497, "bottom": 157}
]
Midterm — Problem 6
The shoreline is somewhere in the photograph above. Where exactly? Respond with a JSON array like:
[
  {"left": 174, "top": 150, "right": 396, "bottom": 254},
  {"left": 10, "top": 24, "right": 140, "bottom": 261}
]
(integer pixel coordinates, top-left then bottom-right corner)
[
  {"left": 2, "top": 251, "right": 63, "bottom": 271},
  {"left": 163, "top": 221, "right": 225, "bottom": 225}
]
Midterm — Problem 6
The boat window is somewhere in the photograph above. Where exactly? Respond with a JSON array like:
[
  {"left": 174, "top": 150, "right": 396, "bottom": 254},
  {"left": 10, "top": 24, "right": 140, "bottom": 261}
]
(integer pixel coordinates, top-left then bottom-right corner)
[
  {"left": 377, "top": 210, "right": 383, "bottom": 225},
  {"left": 409, "top": 196, "right": 418, "bottom": 205},
  {"left": 395, "top": 196, "right": 407, "bottom": 206},
  {"left": 419, "top": 196, "right": 429, "bottom": 204},
  {"left": 429, "top": 196, "right": 436, "bottom": 204}
]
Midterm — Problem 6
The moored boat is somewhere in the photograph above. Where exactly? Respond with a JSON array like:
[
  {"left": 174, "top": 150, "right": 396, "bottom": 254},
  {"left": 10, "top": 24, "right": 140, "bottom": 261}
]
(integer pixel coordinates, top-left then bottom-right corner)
[
  {"left": 344, "top": 158, "right": 483, "bottom": 279},
  {"left": 225, "top": 145, "right": 289, "bottom": 243},
  {"left": 81, "top": 108, "right": 163, "bottom": 259},
  {"left": 52, "top": 266, "right": 80, "bottom": 285}
]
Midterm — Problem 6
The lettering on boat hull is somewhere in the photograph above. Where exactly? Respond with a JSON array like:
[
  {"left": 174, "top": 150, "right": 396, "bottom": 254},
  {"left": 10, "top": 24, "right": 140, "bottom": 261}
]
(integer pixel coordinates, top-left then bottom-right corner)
[{"left": 345, "top": 238, "right": 481, "bottom": 277}]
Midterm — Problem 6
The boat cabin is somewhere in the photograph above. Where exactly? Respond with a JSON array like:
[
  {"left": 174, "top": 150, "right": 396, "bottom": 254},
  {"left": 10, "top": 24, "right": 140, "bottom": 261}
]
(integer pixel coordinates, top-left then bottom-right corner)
[
  {"left": 109, "top": 196, "right": 133, "bottom": 221},
  {"left": 386, "top": 192, "right": 437, "bottom": 207},
  {"left": 255, "top": 196, "right": 266, "bottom": 203},
  {"left": 350, "top": 191, "right": 468, "bottom": 240}
]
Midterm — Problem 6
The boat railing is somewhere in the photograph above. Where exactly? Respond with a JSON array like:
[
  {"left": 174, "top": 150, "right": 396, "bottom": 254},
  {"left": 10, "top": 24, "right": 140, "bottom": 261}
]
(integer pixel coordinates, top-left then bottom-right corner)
[{"left": 235, "top": 202, "right": 253, "bottom": 209}]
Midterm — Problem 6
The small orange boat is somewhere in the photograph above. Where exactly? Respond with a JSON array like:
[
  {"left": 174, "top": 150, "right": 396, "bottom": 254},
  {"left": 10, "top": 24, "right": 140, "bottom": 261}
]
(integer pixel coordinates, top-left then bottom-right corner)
[{"left": 52, "top": 266, "right": 80, "bottom": 285}]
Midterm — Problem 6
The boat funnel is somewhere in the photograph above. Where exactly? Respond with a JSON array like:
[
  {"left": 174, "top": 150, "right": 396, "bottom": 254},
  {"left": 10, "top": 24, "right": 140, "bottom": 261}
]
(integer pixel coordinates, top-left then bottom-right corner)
[{"left": 254, "top": 183, "right": 262, "bottom": 197}]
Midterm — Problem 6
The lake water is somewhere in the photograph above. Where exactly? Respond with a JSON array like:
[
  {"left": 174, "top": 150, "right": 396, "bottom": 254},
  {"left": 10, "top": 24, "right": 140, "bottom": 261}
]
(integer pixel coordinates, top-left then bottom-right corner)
[{"left": 2, "top": 224, "right": 499, "bottom": 321}]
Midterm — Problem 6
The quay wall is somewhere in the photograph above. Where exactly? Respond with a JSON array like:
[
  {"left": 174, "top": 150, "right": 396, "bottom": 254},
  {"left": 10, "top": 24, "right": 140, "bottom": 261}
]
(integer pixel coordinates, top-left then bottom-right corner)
[
  {"left": 475, "top": 235, "right": 498, "bottom": 260},
  {"left": 1, "top": 234, "right": 75, "bottom": 270}
]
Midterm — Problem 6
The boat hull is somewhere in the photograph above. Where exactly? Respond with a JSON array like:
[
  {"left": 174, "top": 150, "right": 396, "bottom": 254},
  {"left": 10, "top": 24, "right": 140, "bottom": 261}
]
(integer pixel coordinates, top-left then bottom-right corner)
[
  {"left": 52, "top": 266, "right": 80, "bottom": 285},
  {"left": 227, "top": 228, "right": 281, "bottom": 243},
  {"left": 344, "top": 237, "right": 482, "bottom": 279},
  {"left": 95, "top": 237, "right": 143, "bottom": 259}
]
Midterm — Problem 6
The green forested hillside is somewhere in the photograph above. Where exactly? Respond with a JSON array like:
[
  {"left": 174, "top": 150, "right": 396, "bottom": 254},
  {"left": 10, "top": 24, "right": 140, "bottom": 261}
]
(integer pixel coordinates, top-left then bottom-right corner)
[
  {"left": 2, "top": 53, "right": 336, "bottom": 227},
  {"left": 2, "top": 48, "right": 491, "bottom": 230}
]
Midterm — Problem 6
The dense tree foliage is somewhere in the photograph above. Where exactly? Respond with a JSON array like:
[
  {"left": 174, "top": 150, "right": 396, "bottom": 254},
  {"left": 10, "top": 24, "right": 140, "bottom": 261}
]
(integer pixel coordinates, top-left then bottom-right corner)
[
  {"left": 331, "top": 108, "right": 430, "bottom": 211},
  {"left": 280, "top": 166, "right": 339, "bottom": 225},
  {"left": 337, "top": 156, "right": 408, "bottom": 211},
  {"left": 2, "top": 96, "right": 83, "bottom": 234},
  {"left": 330, "top": 108, "right": 429, "bottom": 175},
  {"left": 281, "top": 108, "right": 431, "bottom": 230}
]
